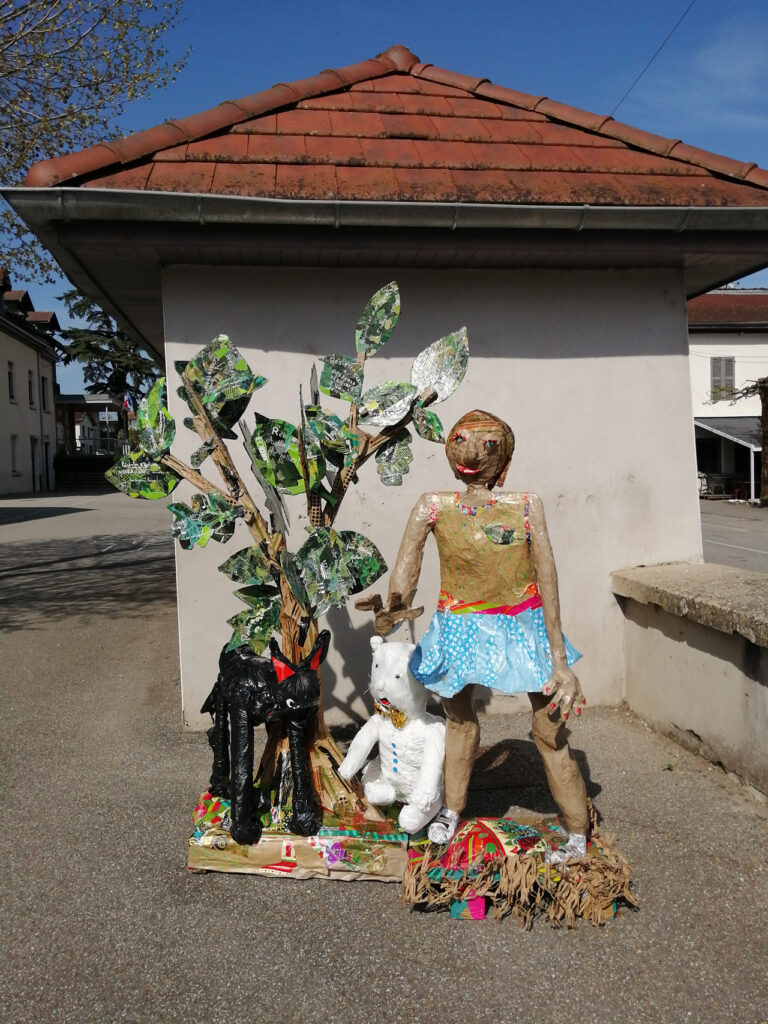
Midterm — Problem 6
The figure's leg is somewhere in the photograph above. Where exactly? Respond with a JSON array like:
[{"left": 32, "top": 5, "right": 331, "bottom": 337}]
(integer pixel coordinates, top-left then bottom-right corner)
[
  {"left": 229, "top": 702, "right": 262, "bottom": 846},
  {"left": 361, "top": 758, "right": 397, "bottom": 807},
  {"left": 398, "top": 794, "right": 443, "bottom": 835},
  {"left": 529, "top": 692, "right": 588, "bottom": 858},
  {"left": 286, "top": 718, "right": 322, "bottom": 836},
  {"left": 428, "top": 685, "right": 478, "bottom": 844}
]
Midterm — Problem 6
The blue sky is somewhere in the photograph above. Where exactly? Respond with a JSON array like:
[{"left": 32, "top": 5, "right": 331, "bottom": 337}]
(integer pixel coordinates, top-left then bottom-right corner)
[{"left": 38, "top": 0, "right": 768, "bottom": 391}]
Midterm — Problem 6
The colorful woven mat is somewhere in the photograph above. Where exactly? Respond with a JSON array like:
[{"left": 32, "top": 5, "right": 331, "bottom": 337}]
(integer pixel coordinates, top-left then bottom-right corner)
[{"left": 404, "top": 808, "right": 638, "bottom": 927}]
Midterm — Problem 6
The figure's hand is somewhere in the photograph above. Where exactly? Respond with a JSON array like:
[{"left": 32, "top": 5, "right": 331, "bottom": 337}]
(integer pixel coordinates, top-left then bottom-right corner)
[
  {"left": 543, "top": 666, "right": 586, "bottom": 721},
  {"left": 354, "top": 592, "right": 424, "bottom": 637}
]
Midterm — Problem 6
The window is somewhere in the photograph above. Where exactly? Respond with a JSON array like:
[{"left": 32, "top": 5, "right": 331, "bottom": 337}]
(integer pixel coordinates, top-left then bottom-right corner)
[
  {"left": 10, "top": 434, "right": 18, "bottom": 474},
  {"left": 7, "top": 361, "right": 15, "bottom": 401},
  {"left": 710, "top": 356, "right": 735, "bottom": 402},
  {"left": 41, "top": 376, "right": 48, "bottom": 411},
  {"left": 28, "top": 369, "right": 35, "bottom": 406}
]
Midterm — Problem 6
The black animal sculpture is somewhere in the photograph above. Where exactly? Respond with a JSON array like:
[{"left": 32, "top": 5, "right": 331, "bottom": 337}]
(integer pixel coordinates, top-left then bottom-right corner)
[{"left": 201, "top": 630, "right": 331, "bottom": 846}]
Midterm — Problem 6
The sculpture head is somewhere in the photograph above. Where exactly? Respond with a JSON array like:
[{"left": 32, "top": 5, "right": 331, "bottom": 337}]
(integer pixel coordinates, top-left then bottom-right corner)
[
  {"left": 445, "top": 409, "right": 515, "bottom": 489},
  {"left": 369, "top": 635, "right": 426, "bottom": 717}
]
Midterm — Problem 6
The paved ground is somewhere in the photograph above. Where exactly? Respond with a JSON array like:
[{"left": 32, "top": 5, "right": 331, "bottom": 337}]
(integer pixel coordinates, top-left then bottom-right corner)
[
  {"left": 700, "top": 499, "right": 768, "bottom": 574},
  {"left": 2, "top": 492, "right": 768, "bottom": 1023}
]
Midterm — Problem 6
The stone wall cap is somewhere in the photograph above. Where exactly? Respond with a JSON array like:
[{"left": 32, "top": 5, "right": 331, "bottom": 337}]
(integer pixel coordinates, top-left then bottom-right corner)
[{"left": 612, "top": 561, "right": 768, "bottom": 649}]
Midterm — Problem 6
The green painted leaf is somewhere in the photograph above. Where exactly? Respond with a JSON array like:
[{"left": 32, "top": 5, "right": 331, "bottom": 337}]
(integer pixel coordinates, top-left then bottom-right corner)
[
  {"left": 355, "top": 281, "right": 400, "bottom": 357},
  {"left": 482, "top": 524, "right": 518, "bottom": 545},
  {"left": 410, "top": 326, "right": 469, "bottom": 403},
  {"left": 249, "top": 414, "right": 326, "bottom": 495},
  {"left": 179, "top": 334, "right": 266, "bottom": 438},
  {"left": 336, "top": 530, "right": 387, "bottom": 594},
  {"left": 304, "top": 405, "right": 359, "bottom": 469},
  {"left": 234, "top": 584, "right": 280, "bottom": 607},
  {"left": 168, "top": 492, "right": 242, "bottom": 549},
  {"left": 319, "top": 354, "right": 364, "bottom": 404},
  {"left": 412, "top": 405, "right": 445, "bottom": 444},
  {"left": 137, "top": 377, "right": 175, "bottom": 459},
  {"left": 218, "top": 545, "right": 274, "bottom": 586},
  {"left": 295, "top": 528, "right": 351, "bottom": 616},
  {"left": 375, "top": 428, "right": 413, "bottom": 486},
  {"left": 105, "top": 451, "right": 180, "bottom": 500},
  {"left": 280, "top": 549, "right": 311, "bottom": 611},
  {"left": 190, "top": 440, "right": 214, "bottom": 469},
  {"left": 226, "top": 597, "right": 281, "bottom": 654},
  {"left": 295, "top": 527, "right": 386, "bottom": 615},
  {"left": 357, "top": 381, "right": 418, "bottom": 428}
]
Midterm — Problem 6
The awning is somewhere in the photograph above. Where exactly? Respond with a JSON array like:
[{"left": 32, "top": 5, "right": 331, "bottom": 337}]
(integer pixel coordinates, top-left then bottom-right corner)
[{"left": 694, "top": 416, "right": 762, "bottom": 451}]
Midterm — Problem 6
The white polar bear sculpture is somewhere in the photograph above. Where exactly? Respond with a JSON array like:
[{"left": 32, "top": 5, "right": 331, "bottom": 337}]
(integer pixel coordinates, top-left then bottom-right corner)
[{"left": 339, "top": 636, "right": 445, "bottom": 834}]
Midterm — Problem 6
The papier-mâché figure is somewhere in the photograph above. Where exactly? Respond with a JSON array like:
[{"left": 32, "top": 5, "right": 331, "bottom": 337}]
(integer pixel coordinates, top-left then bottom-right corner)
[
  {"left": 338, "top": 636, "right": 445, "bottom": 834},
  {"left": 360, "top": 410, "right": 588, "bottom": 858}
]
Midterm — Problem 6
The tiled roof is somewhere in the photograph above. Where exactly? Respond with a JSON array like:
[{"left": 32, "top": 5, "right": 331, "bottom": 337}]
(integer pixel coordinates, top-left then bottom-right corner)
[
  {"left": 25, "top": 45, "right": 768, "bottom": 209},
  {"left": 688, "top": 290, "right": 768, "bottom": 326}
]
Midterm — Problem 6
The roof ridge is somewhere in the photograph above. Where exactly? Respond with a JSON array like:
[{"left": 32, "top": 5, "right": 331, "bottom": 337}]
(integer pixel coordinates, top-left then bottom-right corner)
[{"left": 25, "top": 44, "right": 768, "bottom": 192}]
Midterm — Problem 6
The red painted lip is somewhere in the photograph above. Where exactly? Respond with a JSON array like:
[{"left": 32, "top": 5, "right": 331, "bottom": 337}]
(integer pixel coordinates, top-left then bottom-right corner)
[{"left": 457, "top": 465, "right": 480, "bottom": 475}]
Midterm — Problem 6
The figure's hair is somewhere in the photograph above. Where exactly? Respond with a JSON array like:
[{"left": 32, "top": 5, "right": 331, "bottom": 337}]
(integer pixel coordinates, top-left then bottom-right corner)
[{"left": 447, "top": 409, "right": 515, "bottom": 486}]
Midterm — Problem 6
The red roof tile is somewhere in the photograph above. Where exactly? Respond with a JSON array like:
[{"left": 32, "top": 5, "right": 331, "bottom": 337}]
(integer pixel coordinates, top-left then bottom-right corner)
[
  {"left": 687, "top": 291, "right": 768, "bottom": 325},
  {"left": 24, "top": 44, "right": 768, "bottom": 210}
]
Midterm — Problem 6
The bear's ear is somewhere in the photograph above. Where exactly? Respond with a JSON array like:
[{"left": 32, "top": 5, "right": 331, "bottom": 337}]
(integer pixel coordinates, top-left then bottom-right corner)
[{"left": 370, "top": 636, "right": 384, "bottom": 652}]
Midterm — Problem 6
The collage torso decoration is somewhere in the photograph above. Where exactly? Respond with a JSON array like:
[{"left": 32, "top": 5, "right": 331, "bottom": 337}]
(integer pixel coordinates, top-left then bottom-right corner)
[{"left": 431, "top": 490, "right": 541, "bottom": 616}]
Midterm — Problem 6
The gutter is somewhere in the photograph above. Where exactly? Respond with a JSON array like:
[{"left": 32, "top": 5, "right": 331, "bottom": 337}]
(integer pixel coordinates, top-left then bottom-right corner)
[{"left": 6, "top": 187, "right": 768, "bottom": 234}]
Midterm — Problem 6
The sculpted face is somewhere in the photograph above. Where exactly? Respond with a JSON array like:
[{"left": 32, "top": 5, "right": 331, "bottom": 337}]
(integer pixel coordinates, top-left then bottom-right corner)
[{"left": 445, "top": 410, "right": 514, "bottom": 489}]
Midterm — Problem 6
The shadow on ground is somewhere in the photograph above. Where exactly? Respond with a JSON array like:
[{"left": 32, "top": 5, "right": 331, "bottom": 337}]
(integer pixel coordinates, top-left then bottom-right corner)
[{"left": 0, "top": 532, "right": 175, "bottom": 631}]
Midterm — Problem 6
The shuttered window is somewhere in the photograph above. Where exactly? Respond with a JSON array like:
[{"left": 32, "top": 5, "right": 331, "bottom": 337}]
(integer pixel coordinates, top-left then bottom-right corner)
[{"left": 710, "top": 356, "right": 735, "bottom": 402}]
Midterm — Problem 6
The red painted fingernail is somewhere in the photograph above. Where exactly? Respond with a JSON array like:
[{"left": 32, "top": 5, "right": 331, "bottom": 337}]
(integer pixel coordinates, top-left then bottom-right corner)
[
  {"left": 576, "top": 707, "right": 581, "bottom": 716},
  {"left": 549, "top": 703, "right": 555, "bottom": 710},
  {"left": 564, "top": 712, "right": 569, "bottom": 719}
]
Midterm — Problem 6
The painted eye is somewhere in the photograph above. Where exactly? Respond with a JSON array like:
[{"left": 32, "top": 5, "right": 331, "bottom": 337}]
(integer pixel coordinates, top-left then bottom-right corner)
[
  {"left": 395, "top": 673, "right": 402, "bottom": 679},
  {"left": 286, "top": 698, "right": 298, "bottom": 709},
  {"left": 452, "top": 433, "right": 465, "bottom": 444},
  {"left": 484, "top": 439, "right": 499, "bottom": 450}
]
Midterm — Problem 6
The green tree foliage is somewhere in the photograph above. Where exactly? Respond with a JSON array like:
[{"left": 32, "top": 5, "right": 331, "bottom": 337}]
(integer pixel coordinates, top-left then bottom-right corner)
[
  {"left": 0, "top": 0, "right": 187, "bottom": 281},
  {"left": 58, "top": 288, "right": 161, "bottom": 404}
]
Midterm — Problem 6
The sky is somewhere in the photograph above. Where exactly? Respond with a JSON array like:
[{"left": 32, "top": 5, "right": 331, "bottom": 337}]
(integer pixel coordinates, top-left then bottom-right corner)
[{"left": 30, "top": 0, "right": 768, "bottom": 392}]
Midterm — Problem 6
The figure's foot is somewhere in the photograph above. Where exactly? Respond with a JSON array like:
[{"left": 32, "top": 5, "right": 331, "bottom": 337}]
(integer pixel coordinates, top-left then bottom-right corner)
[
  {"left": 288, "top": 800, "right": 323, "bottom": 836},
  {"left": 546, "top": 832, "right": 587, "bottom": 864},
  {"left": 427, "top": 807, "right": 460, "bottom": 845},
  {"left": 230, "top": 816, "right": 263, "bottom": 846},
  {"left": 398, "top": 804, "right": 430, "bottom": 834}
]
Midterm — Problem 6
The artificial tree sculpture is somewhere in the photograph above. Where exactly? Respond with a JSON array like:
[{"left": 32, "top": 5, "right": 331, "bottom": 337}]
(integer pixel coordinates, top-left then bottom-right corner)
[{"left": 106, "top": 283, "right": 469, "bottom": 825}]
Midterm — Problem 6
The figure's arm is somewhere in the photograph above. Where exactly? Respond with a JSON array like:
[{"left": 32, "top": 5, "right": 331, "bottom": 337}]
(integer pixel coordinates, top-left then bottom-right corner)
[
  {"left": 357, "top": 493, "right": 435, "bottom": 636},
  {"left": 338, "top": 718, "right": 382, "bottom": 779},
  {"left": 527, "top": 494, "right": 585, "bottom": 720}
]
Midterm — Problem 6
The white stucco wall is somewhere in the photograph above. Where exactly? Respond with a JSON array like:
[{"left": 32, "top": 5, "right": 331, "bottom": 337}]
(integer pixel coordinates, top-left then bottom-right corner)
[
  {"left": 689, "top": 332, "right": 768, "bottom": 418},
  {"left": 161, "top": 266, "right": 702, "bottom": 730},
  {"left": 0, "top": 329, "right": 56, "bottom": 494}
]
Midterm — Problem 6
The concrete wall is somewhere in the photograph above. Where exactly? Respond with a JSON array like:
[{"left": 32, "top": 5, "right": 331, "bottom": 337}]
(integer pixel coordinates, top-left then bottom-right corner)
[
  {"left": 0, "top": 328, "right": 56, "bottom": 494},
  {"left": 689, "top": 331, "right": 768, "bottom": 417},
  {"left": 620, "top": 600, "right": 767, "bottom": 793},
  {"left": 161, "top": 266, "right": 702, "bottom": 730}
]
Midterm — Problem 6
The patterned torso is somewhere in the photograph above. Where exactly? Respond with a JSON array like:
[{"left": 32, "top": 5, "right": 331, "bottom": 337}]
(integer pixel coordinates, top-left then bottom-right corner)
[{"left": 430, "top": 491, "right": 540, "bottom": 614}]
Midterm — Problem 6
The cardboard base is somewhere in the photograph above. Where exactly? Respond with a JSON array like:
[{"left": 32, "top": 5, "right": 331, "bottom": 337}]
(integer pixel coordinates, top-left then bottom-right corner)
[{"left": 188, "top": 791, "right": 408, "bottom": 881}]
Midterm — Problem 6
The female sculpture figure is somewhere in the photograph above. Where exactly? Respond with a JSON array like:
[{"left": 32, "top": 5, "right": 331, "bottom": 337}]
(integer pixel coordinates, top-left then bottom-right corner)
[{"left": 364, "top": 410, "right": 588, "bottom": 858}]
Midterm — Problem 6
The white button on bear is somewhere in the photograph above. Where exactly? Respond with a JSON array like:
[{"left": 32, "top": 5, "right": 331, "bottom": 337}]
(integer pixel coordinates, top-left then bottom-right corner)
[{"left": 339, "top": 636, "right": 446, "bottom": 834}]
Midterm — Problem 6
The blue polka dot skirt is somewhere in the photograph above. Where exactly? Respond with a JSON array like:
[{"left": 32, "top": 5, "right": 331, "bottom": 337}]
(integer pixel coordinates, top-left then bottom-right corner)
[{"left": 409, "top": 608, "right": 581, "bottom": 698}]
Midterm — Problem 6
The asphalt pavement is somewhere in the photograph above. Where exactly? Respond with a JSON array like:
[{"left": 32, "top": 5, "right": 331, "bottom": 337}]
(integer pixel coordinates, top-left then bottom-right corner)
[
  {"left": 700, "top": 499, "right": 768, "bottom": 574},
  {"left": 1, "top": 491, "right": 767, "bottom": 1023}
]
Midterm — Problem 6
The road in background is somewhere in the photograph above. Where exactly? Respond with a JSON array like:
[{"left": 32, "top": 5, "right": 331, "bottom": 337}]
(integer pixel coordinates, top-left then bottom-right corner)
[{"left": 700, "top": 500, "right": 768, "bottom": 574}]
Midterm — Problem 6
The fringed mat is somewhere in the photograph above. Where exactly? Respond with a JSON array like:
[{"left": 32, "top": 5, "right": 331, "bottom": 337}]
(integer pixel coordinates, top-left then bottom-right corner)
[{"left": 403, "top": 804, "right": 637, "bottom": 928}]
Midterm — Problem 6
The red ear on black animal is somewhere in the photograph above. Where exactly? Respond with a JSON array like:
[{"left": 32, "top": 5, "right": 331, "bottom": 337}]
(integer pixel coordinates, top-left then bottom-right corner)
[
  {"left": 310, "top": 648, "right": 322, "bottom": 672},
  {"left": 272, "top": 658, "right": 295, "bottom": 682}
]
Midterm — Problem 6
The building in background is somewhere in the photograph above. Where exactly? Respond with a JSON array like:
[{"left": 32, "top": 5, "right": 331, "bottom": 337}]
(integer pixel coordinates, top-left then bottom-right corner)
[
  {"left": 0, "top": 270, "right": 60, "bottom": 494},
  {"left": 688, "top": 289, "right": 767, "bottom": 500}
]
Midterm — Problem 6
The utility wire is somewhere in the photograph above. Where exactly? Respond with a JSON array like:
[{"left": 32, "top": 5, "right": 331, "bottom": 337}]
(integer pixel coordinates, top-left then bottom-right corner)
[{"left": 611, "top": 0, "right": 700, "bottom": 117}]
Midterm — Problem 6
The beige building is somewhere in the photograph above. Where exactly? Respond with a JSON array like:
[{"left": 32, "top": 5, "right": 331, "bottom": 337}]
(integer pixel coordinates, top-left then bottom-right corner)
[
  {"left": 5, "top": 44, "right": 768, "bottom": 727},
  {"left": 0, "top": 272, "right": 59, "bottom": 495}
]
